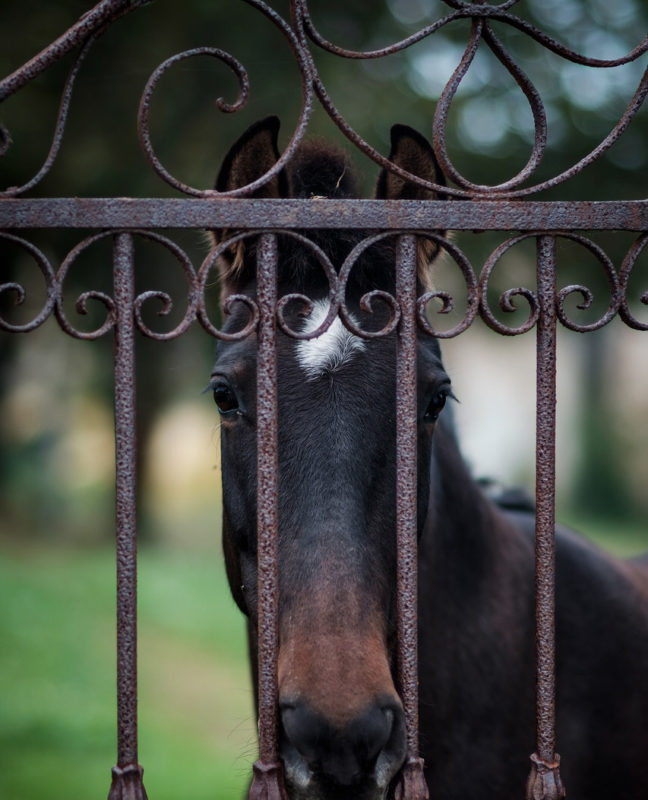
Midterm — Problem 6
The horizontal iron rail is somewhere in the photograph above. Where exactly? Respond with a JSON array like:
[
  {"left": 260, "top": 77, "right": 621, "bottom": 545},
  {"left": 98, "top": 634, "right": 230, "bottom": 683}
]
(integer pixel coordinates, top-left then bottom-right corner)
[{"left": 1, "top": 198, "right": 648, "bottom": 231}]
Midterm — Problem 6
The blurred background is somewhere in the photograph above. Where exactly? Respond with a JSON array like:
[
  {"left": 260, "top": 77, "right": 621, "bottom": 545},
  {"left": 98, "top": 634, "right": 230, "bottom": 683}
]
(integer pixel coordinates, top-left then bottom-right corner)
[{"left": 1, "top": 0, "right": 647, "bottom": 798}]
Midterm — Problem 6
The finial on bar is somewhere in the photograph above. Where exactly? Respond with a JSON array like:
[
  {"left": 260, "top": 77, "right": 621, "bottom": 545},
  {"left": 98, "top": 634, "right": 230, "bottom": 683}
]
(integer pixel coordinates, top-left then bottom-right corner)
[
  {"left": 394, "top": 755, "right": 429, "bottom": 800},
  {"left": 526, "top": 753, "right": 566, "bottom": 800},
  {"left": 107, "top": 763, "right": 148, "bottom": 800},
  {"left": 248, "top": 760, "right": 290, "bottom": 800}
]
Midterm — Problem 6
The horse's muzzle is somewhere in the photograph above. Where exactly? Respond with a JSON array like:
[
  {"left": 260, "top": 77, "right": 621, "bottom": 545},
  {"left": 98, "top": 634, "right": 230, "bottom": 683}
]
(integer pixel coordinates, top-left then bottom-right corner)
[{"left": 278, "top": 696, "right": 407, "bottom": 799}]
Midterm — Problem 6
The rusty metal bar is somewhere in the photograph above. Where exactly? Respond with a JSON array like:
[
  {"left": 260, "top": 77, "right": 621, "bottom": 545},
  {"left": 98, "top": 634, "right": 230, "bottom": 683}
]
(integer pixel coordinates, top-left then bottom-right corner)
[
  {"left": 526, "top": 235, "right": 564, "bottom": 800},
  {"left": 248, "top": 233, "right": 288, "bottom": 800},
  {"left": 0, "top": 1, "right": 646, "bottom": 797},
  {"left": 2, "top": 198, "right": 648, "bottom": 231},
  {"left": 394, "top": 235, "right": 428, "bottom": 800},
  {"left": 0, "top": 0, "right": 150, "bottom": 102},
  {"left": 107, "top": 232, "right": 148, "bottom": 800}
]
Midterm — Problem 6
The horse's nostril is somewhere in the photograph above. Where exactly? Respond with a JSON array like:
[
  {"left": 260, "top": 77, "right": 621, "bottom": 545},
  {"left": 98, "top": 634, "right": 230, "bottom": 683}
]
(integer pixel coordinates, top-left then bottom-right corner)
[
  {"left": 280, "top": 701, "right": 322, "bottom": 765},
  {"left": 373, "top": 704, "right": 407, "bottom": 789},
  {"left": 279, "top": 699, "right": 407, "bottom": 790},
  {"left": 347, "top": 704, "right": 395, "bottom": 765}
]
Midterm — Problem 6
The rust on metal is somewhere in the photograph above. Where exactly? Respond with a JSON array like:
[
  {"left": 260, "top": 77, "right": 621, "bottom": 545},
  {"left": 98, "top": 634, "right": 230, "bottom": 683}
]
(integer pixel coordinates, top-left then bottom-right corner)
[
  {"left": 110, "top": 232, "right": 148, "bottom": 799},
  {"left": 395, "top": 235, "right": 428, "bottom": 800},
  {"left": 248, "top": 760, "right": 290, "bottom": 800},
  {"left": 250, "top": 233, "right": 288, "bottom": 798},
  {"left": 394, "top": 237, "right": 422, "bottom": 754},
  {"left": 528, "top": 236, "right": 564, "bottom": 799},
  {"left": 526, "top": 754, "right": 565, "bottom": 800},
  {"left": 108, "top": 764, "right": 148, "bottom": 800},
  {"left": 0, "top": 0, "right": 151, "bottom": 103},
  {"left": 1, "top": 1, "right": 648, "bottom": 798},
  {"left": 2, "top": 197, "right": 648, "bottom": 230}
]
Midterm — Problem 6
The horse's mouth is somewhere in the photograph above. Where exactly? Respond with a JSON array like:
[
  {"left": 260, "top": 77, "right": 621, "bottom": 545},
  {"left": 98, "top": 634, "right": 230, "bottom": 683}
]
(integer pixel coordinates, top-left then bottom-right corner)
[
  {"left": 278, "top": 696, "right": 406, "bottom": 800},
  {"left": 282, "top": 751, "right": 394, "bottom": 800},
  {"left": 283, "top": 780, "right": 391, "bottom": 800}
]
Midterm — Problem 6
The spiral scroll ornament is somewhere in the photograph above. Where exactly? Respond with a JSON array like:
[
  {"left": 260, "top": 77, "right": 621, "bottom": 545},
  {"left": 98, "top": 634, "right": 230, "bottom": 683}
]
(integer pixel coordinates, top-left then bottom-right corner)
[
  {"left": 479, "top": 233, "right": 621, "bottom": 336},
  {"left": 0, "top": 233, "right": 57, "bottom": 332},
  {"left": 620, "top": 234, "right": 648, "bottom": 331},
  {"left": 274, "top": 232, "right": 341, "bottom": 340},
  {"left": 554, "top": 235, "right": 620, "bottom": 333},
  {"left": 137, "top": 0, "right": 315, "bottom": 196},
  {"left": 292, "top": 0, "right": 648, "bottom": 198},
  {"left": 478, "top": 234, "right": 544, "bottom": 336},
  {"left": 0, "top": 31, "right": 97, "bottom": 197},
  {"left": 0, "top": 0, "right": 153, "bottom": 196},
  {"left": 2, "top": 1, "right": 647, "bottom": 198},
  {"left": 199, "top": 230, "right": 480, "bottom": 344},
  {"left": 415, "top": 234, "right": 479, "bottom": 339},
  {"left": 46, "top": 231, "right": 200, "bottom": 340},
  {"left": 137, "top": 48, "right": 252, "bottom": 197},
  {"left": 335, "top": 234, "right": 403, "bottom": 340},
  {"left": 197, "top": 232, "right": 261, "bottom": 340}
]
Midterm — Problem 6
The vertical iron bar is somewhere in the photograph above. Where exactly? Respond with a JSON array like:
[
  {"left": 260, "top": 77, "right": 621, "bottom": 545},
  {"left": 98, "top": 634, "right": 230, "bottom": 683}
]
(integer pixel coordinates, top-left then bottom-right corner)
[
  {"left": 535, "top": 234, "right": 557, "bottom": 765},
  {"left": 526, "top": 235, "right": 564, "bottom": 800},
  {"left": 256, "top": 232, "right": 280, "bottom": 764},
  {"left": 248, "top": 233, "right": 287, "bottom": 800},
  {"left": 394, "top": 235, "right": 428, "bottom": 800},
  {"left": 108, "top": 232, "right": 147, "bottom": 800}
]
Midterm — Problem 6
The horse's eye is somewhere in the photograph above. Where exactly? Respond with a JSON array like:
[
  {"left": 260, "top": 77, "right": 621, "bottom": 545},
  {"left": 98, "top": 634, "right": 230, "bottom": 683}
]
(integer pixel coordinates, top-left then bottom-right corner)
[
  {"left": 213, "top": 384, "right": 239, "bottom": 415},
  {"left": 424, "top": 390, "right": 448, "bottom": 424}
]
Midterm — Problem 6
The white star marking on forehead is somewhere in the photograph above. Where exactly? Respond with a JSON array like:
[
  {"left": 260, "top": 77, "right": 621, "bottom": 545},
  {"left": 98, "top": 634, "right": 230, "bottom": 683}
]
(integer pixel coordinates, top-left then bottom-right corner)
[{"left": 296, "top": 299, "right": 366, "bottom": 380}]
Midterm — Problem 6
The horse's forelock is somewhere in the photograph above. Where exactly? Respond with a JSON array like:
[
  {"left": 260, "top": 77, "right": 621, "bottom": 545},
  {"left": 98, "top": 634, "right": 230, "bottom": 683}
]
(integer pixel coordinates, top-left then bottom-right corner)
[
  {"left": 288, "top": 141, "right": 359, "bottom": 200},
  {"left": 280, "top": 142, "right": 392, "bottom": 293}
]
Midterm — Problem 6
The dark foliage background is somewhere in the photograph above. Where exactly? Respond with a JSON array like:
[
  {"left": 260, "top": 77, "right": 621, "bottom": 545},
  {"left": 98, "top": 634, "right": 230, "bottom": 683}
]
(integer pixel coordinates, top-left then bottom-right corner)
[{"left": 2, "top": 0, "right": 647, "bottom": 538}]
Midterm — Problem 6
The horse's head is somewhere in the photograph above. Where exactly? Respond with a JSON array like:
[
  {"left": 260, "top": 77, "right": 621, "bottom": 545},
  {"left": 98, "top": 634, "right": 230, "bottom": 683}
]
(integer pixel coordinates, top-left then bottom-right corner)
[{"left": 209, "top": 118, "right": 450, "bottom": 799}]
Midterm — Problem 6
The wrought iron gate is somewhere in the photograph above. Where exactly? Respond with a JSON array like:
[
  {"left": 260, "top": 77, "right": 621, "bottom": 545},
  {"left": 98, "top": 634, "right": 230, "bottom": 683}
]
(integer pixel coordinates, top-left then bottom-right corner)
[{"left": 1, "top": 2, "right": 647, "bottom": 799}]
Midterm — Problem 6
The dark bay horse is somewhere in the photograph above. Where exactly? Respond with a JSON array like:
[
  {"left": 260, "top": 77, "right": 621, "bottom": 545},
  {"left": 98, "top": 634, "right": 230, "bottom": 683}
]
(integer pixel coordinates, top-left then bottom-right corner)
[{"left": 209, "top": 117, "right": 648, "bottom": 800}]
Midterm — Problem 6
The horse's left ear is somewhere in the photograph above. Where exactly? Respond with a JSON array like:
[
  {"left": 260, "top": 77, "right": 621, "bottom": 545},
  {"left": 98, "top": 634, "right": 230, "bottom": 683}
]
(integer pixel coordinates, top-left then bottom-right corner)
[
  {"left": 208, "top": 116, "right": 289, "bottom": 295},
  {"left": 376, "top": 125, "right": 447, "bottom": 284}
]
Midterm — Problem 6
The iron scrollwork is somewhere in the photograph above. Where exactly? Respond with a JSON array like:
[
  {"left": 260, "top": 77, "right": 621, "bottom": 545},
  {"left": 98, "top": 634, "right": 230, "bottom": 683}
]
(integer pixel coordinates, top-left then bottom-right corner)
[
  {"left": 0, "top": 232, "right": 57, "bottom": 332},
  {"left": 479, "top": 233, "right": 622, "bottom": 336},
  {"left": 0, "top": 0, "right": 153, "bottom": 197},
  {"left": 2, "top": 0, "right": 646, "bottom": 330},
  {"left": 620, "top": 233, "right": 648, "bottom": 331},
  {"left": 1, "top": 0, "right": 647, "bottom": 199},
  {"left": 1, "top": 3, "right": 648, "bottom": 800}
]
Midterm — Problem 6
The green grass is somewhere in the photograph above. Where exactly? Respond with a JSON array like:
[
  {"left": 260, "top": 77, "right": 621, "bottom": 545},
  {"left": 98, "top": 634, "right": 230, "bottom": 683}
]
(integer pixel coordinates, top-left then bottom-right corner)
[
  {"left": 0, "top": 543, "right": 254, "bottom": 800},
  {"left": 559, "top": 513, "right": 648, "bottom": 558},
  {"left": 1, "top": 519, "right": 646, "bottom": 799}
]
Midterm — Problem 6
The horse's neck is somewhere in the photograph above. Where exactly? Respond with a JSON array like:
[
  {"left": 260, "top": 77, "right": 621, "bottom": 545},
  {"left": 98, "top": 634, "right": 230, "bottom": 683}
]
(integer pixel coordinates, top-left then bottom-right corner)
[
  {"left": 424, "top": 419, "right": 489, "bottom": 550},
  {"left": 417, "top": 418, "right": 536, "bottom": 724},
  {"left": 420, "top": 417, "right": 526, "bottom": 604}
]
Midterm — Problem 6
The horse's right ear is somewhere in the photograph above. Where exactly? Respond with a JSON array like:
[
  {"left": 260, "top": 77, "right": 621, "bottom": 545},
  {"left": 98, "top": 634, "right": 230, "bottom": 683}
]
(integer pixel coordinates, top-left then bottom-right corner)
[
  {"left": 209, "top": 116, "right": 289, "bottom": 292},
  {"left": 375, "top": 124, "right": 445, "bottom": 202}
]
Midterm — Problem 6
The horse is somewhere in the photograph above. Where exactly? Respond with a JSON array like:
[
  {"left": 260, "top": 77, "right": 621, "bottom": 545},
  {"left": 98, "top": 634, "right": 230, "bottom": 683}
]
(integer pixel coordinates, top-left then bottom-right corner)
[{"left": 208, "top": 116, "right": 648, "bottom": 800}]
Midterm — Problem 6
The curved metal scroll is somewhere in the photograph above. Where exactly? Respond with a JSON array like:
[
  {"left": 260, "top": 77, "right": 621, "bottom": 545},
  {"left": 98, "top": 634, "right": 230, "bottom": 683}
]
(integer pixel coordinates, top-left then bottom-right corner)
[
  {"left": 2, "top": 1, "right": 647, "bottom": 197},
  {"left": 1, "top": 4, "right": 648, "bottom": 800}
]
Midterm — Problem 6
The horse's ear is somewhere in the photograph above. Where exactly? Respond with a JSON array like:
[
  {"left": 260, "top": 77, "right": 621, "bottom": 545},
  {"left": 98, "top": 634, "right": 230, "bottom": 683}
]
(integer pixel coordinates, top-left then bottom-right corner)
[
  {"left": 209, "top": 116, "right": 289, "bottom": 292},
  {"left": 376, "top": 124, "right": 445, "bottom": 201},
  {"left": 376, "top": 125, "right": 447, "bottom": 286},
  {"left": 215, "top": 115, "right": 287, "bottom": 196}
]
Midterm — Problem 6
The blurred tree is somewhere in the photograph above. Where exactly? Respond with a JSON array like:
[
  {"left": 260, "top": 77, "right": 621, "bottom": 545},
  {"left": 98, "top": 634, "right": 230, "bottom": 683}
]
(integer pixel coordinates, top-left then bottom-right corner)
[
  {"left": 2, "top": 0, "right": 643, "bottom": 199},
  {"left": 1, "top": 0, "right": 647, "bottom": 538}
]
